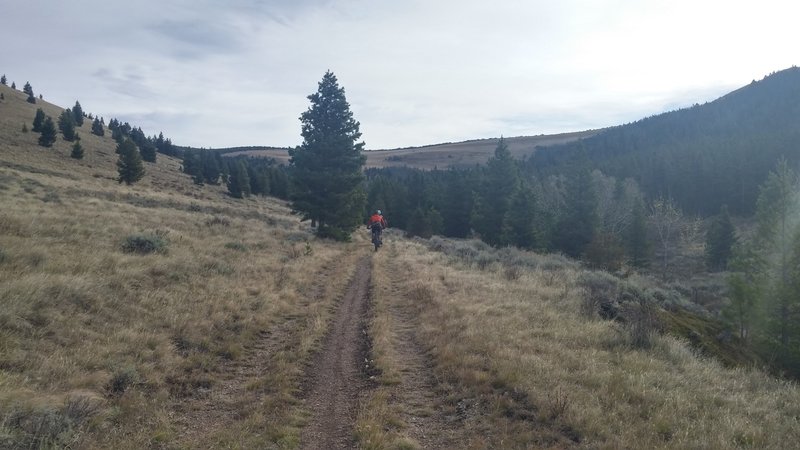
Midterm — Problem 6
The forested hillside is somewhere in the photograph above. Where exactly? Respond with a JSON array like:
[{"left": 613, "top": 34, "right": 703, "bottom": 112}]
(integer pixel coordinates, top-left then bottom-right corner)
[{"left": 531, "top": 67, "right": 800, "bottom": 215}]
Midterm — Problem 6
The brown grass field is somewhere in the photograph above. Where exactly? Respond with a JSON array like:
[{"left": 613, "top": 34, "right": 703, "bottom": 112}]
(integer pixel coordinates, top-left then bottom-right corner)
[
  {"left": 2, "top": 83, "right": 800, "bottom": 449},
  {"left": 225, "top": 131, "right": 596, "bottom": 170}
]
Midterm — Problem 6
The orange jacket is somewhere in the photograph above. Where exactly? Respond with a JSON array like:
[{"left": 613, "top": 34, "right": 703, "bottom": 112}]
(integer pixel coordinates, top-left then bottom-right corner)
[{"left": 368, "top": 214, "right": 387, "bottom": 229}]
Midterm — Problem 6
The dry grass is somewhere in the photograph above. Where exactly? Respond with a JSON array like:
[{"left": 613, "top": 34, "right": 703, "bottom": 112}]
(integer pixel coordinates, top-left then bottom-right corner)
[
  {"left": 380, "top": 239, "right": 800, "bottom": 449},
  {"left": 228, "top": 131, "right": 597, "bottom": 170},
  {"left": 0, "top": 84, "right": 368, "bottom": 448}
]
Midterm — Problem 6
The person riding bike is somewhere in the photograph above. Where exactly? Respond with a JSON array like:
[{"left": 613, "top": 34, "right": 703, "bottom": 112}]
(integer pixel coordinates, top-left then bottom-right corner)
[{"left": 367, "top": 210, "right": 388, "bottom": 250}]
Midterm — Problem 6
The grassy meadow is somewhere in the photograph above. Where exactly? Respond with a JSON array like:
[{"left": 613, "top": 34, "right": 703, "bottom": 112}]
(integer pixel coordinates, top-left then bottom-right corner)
[
  {"left": 2, "top": 82, "right": 800, "bottom": 449},
  {"left": 0, "top": 84, "right": 370, "bottom": 448}
]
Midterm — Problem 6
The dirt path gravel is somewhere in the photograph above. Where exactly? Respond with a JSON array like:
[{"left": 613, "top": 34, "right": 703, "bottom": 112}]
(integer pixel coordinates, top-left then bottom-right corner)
[{"left": 300, "top": 255, "right": 373, "bottom": 450}]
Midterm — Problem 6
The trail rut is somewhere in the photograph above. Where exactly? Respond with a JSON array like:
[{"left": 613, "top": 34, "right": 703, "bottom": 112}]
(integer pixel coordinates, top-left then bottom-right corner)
[{"left": 301, "top": 255, "right": 373, "bottom": 450}]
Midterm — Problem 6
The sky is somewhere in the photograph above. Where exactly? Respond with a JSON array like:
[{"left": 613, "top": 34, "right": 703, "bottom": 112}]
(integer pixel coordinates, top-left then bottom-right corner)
[{"left": 2, "top": 0, "right": 797, "bottom": 149}]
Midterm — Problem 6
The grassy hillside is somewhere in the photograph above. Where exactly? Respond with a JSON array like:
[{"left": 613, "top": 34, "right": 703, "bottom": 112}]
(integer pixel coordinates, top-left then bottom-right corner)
[
  {"left": 0, "top": 83, "right": 367, "bottom": 447},
  {"left": 225, "top": 131, "right": 596, "bottom": 170},
  {"left": 2, "top": 83, "right": 800, "bottom": 448}
]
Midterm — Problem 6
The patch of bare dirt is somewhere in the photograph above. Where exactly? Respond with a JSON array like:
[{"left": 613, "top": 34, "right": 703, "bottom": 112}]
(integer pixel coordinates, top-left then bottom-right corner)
[{"left": 300, "top": 255, "right": 374, "bottom": 450}]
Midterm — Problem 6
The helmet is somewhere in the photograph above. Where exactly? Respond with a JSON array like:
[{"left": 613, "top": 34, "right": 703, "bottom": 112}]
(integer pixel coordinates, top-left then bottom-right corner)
[{"left": 376, "top": 210, "right": 382, "bottom": 215}]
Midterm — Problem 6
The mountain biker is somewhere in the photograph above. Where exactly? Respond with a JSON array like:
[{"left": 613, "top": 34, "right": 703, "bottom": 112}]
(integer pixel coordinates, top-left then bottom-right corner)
[{"left": 367, "top": 210, "right": 388, "bottom": 248}]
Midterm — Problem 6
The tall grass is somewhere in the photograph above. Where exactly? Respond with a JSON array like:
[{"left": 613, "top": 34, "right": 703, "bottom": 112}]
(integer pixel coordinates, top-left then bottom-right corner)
[{"left": 387, "top": 239, "right": 800, "bottom": 448}]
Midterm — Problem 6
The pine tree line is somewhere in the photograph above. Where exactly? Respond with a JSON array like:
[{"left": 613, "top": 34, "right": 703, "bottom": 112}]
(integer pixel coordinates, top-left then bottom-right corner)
[{"left": 181, "top": 149, "right": 289, "bottom": 200}]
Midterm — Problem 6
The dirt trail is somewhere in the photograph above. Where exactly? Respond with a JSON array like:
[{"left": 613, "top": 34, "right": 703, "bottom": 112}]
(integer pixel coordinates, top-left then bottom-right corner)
[
  {"left": 301, "top": 255, "right": 373, "bottom": 450},
  {"left": 167, "top": 254, "right": 346, "bottom": 446}
]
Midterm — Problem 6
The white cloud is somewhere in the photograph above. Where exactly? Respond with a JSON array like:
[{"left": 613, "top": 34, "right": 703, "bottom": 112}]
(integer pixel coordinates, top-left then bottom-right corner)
[{"left": 1, "top": 0, "right": 796, "bottom": 149}]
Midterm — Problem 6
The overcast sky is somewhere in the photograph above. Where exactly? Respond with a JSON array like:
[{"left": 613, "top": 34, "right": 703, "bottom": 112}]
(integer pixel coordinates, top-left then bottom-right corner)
[{"left": 2, "top": 0, "right": 797, "bottom": 149}]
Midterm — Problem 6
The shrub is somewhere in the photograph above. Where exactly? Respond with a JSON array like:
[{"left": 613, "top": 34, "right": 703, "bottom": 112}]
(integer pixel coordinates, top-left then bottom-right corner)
[
  {"left": 205, "top": 216, "right": 231, "bottom": 227},
  {"left": 108, "top": 366, "right": 140, "bottom": 394},
  {"left": 121, "top": 232, "right": 168, "bottom": 254},
  {"left": 224, "top": 242, "right": 248, "bottom": 252},
  {"left": 578, "top": 271, "right": 621, "bottom": 319}
]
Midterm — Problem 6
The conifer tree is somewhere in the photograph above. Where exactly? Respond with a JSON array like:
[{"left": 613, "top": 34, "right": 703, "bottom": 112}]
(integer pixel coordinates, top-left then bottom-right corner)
[
  {"left": 139, "top": 140, "right": 157, "bottom": 163},
  {"left": 32, "top": 108, "right": 46, "bottom": 132},
  {"left": 627, "top": 200, "right": 650, "bottom": 267},
  {"left": 288, "top": 71, "right": 366, "bottom": 240},
  {"left": 753, "top": 158, "right": 798, "bottom": 350},
  {"left": 502, "top": 186, "right": 540, "bottom": 249},
  {"left": 227, "top": 160, "right": 251, "bottom": 198},
  {"left": 554, "top": 163, "right": 598, "bottom": 258},
  {"left": 22, "top": 82, "right": 35, "bottom": 103},
  {"left": 71, "top": 135, "right": 84, "bottom": 159},
  {"left": 21, "top": 124, "right": 28, "bottom": 133},
  {"left": 91, "top": 117, "right": 104, "bottom": 136},
  {"left": 1, "top": 93, "right": 4, "bottom": 101},
  {"left": 58, "top": 109, "right": 76, "bottom": 141},
  {"left": 705, "top": 204, "right": 737, "bottom": 271},
  {"left": 38, "top": 117, "right": 57, "bottom": 147},
  {"left": 472, "top": 137, "right": 520, "bottom": 246},
  {"left": 72, "top": 101, "right": 84, "bottom": 126},
  {"left": 11, "top": 82, "right": 16, "bottom": 90},
  {"left": 0, "top": 74, "right": 6, "bottom": 85},
  {"left": 116, "top": 138, "right": 145, "bottom": 184}
]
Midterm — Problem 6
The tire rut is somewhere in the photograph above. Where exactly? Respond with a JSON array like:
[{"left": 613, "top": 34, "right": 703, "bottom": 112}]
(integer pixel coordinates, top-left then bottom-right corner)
[{"left": 300, "top": 255, "right": 373, "bottom": 450}]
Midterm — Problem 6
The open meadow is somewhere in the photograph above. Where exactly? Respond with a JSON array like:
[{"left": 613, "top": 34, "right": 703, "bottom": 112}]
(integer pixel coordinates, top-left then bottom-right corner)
[{"left": 1, "top": 83, "right": 800, "bottom": 449}]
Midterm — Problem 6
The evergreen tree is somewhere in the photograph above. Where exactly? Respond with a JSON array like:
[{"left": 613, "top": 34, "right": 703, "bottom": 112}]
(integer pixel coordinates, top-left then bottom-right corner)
[
  {"left": 21, "top": 124, "right": 28, "bottom": 133},
  {"left": 472, "top": 137, "right": 520, "bottom": 246},
  {"left": 227, "top": 160, "right": 251, "bottom": 198},
  {"left": 627, "top": 200, "right": 650, "bottom": 267},
  {"left": 0, "top": 93, "right": 4, "bottom": 101},
  {"left": 140, "top": 140, "right": 157, "bottom": 163},
  {"left": 553, "top": 163, "right": 598, "bottom": 258},
  {"left": 38, "top": 117, "right": 57, "bottom": 147},
  {"left": 0, "top": 74, "right": 6, "bottom": 85},
  {"left": 72, "top": 101, "right": 84, "bottom": 126},
  {"left": 91, "top": 117, "right": 104, "bottom": 136},
  {"left": 440, "top": 171, "right": 473, "bottom": 238},
  {"left": 202, "top": 150, "right": 221, "bottom": 184},
  {"left": 753, "top": 158, "right": 798, "bottom": 350},
  {"left": 71, "top": 135, "right": 84, "bottom": 159},
  {"left": 705, "top": 205, "right": 737, "bottom": 271},
  {"left": 724, "top": 242, "right": 765, "bottom": 342},
  {"left": 116, "top": 138, "right": 145, "bottom": 184},
  {"left": 23, "top": 82, "right": 36, "bottom": 103},
  {"left": 58, "top": 109, "right": 76, "bottom": 141},
  {"left": 32, "top": 108, "right": 46, "bottom": 132},
  {"left": 11, "top": 82, "right": 16, "bottom": 90},
  {"left": 288, "top": 71, "right": 367, "bottom": 241},
  {"left": 502, "top": 186, "right": 540, "bottom": 249}
]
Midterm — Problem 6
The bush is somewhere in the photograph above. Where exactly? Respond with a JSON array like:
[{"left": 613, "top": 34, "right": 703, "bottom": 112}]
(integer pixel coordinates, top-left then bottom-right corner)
[
  {"left": 121, "top": 232, "right": 168, "bottom": 254},
  {"left": 108, "top": 366, "right": 140, "bottom": 394},
  {"left": 579, "top": 271, "right": 621, "bottom": 319}
]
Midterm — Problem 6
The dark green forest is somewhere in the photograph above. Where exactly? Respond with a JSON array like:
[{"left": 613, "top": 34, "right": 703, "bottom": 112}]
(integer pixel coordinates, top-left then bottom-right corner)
[{"left": 531, "top": 67, "right": 800, "bottom": 216}]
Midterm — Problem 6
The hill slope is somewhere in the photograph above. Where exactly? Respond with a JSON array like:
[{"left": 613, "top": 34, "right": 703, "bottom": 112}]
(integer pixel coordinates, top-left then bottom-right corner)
[
  {"left": 532, "top": 67, "right": 800, "bottom": 215},
  {"left": 225, "top": 131, "right": 596, "bottom": 170},
  {"left": 3, "top": 82, "right": 800, "bottom": 449}
]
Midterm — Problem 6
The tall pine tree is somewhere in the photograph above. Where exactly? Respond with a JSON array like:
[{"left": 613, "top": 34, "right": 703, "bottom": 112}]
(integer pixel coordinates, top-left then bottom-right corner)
[
  {"left": 72, "top": 101, "right": 84, "bottom": 126},
  {"left": 705, "top": 204, "right": 737, "bottom": 271},
  {"left": 289, "top": 71, "right": 366, "bottom": 241},
  {"left": 116, "top": 138, "right": 145, "bottom": 185},
  {"left": 38, "top": 117, "right": 57, "bottom": 147}
]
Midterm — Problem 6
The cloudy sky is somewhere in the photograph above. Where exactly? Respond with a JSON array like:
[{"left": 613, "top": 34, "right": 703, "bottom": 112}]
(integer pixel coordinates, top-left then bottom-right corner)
[{"left": 2, "top": 0, "right": 797, "bottom": 149}]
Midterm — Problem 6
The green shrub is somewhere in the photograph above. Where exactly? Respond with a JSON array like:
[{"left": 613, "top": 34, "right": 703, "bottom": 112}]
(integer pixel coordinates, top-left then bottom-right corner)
[
  {"left": 121, "top": 232, "right": 168, "bottom": 254},
  {"left": 108, "top": 365, "right": 140, "bottom": 394},
  {"left": 224, "top": 242, "right": 248, "bottom": 252}
]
